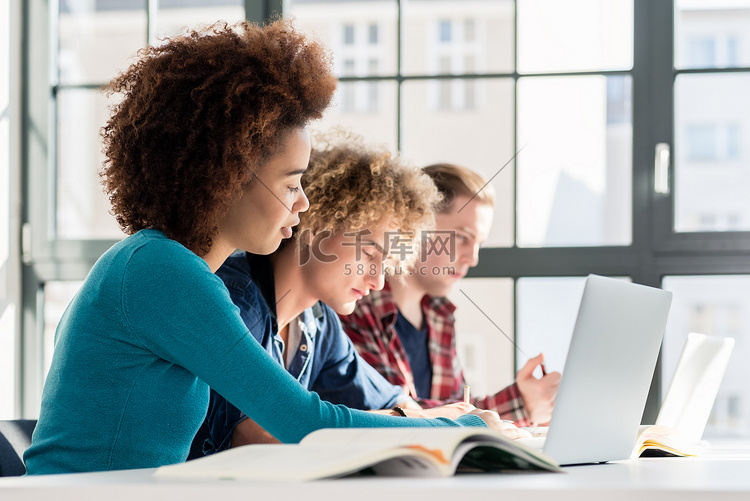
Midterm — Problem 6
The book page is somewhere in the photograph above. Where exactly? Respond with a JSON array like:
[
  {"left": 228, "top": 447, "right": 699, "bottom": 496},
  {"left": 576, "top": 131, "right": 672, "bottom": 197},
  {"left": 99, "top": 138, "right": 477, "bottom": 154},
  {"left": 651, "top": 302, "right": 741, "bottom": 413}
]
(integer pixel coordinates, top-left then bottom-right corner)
[
  {"left": 300, "top": 427, "right": 483, "bottom": 464},
  {"left": 302, "top": 428, "right": 560, "bottom": 472},
  {"left": 154, "top": 443, "right": 445, "bottom": 481},
  {"left": 632, "top": 425, "right": 702, "bottom": 458}
]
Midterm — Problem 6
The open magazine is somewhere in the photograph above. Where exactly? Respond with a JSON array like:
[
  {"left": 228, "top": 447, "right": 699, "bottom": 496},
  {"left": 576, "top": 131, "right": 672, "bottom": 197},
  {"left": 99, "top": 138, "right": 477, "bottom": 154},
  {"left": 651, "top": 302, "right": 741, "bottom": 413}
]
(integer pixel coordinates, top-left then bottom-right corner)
[{"left": 155, "top": 427, "right": 561, "bottom": 481}]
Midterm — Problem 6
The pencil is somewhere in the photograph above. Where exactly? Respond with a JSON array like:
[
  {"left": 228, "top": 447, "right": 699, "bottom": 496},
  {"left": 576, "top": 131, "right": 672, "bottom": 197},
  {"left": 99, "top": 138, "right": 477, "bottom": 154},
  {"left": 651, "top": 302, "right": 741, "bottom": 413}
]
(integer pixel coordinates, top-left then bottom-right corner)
[
  {"left": 540, "top": 362, "right": 547, "bottom": 376},
  {"left": 463, "top": 385, "right": 470, "bottom": 404}
]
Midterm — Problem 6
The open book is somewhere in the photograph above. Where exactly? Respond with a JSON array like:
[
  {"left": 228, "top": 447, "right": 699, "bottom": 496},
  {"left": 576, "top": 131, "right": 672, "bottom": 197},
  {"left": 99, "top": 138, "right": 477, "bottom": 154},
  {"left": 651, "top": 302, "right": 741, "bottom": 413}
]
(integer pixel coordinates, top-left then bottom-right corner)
[
  {"left": 632, "top": 425, "right": 706, "bottom": 458},
  {"left": 155, "top": 428, "right": 561, "bottom": 481}
]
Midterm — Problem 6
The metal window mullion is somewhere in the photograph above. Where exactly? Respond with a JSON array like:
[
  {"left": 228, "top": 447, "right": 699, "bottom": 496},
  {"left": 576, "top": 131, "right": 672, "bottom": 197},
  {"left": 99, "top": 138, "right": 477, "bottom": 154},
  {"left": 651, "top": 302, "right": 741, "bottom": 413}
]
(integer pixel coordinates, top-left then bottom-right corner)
[
  {"left": 147, "top": 0, "right": 158, "bottom": 46},
  {"left": 397, "top": 0, "right": 403, "bottom": 152},
  {"left": 511, "top": 0, "right": 519, "bottom": 370}
]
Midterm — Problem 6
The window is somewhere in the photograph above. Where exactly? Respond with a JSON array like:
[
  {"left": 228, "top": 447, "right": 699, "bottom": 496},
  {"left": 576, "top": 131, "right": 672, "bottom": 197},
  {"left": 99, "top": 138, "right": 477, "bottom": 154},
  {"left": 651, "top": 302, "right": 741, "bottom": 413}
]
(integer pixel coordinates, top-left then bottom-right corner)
[
  {"left": 1, "top": 0, "right": 14, "bottom": 419},
  {"left": 18, "top": 0, "right": 247, "bottom": 417},
  {"left": 728, "top": 36, "right": 739, "bottom": 67},
  {"left": 464, "top": 19, "right": 476, "bottom": 42},
  {"left": 18, "top": 0, "right": 750, "bottom": 436},
  {"left": 368, "top": 23, "right": 378, "bottom": 44},
  {"left": 688, "top": 37, "right": 716, "bottom": 67},
  {"left": 343, "top": 24, "right": 355, "bottom": 45},
  {"left": 686, "top": 124, "right": 717, "bottom": 161},
  {"left": 439, "top": 20, "right": 452, "bottom": 42},
  {"left": 728, "top": 124, "right": 741, "bottom": 159},
  {"left": 663, "top": 276, "right": 750, "bottom": 438}
]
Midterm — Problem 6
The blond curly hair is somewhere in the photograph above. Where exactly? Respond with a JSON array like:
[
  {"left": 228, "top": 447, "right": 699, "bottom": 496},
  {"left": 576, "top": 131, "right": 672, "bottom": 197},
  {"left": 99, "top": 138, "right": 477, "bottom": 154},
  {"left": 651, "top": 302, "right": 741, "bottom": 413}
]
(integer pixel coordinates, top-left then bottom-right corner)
[{"left": 298, "top": 134, "right": 441, "bottom": 265}]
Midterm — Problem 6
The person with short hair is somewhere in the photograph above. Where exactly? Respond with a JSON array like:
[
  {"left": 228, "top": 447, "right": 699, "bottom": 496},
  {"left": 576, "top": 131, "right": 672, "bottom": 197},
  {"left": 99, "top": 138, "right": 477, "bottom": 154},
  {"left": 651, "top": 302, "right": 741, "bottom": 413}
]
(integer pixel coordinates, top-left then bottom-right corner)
[
  {"left": 340, "top": 163, "right": 561, "bottom": 427},
  {"left": 197, "top": 137, "right": 521, "bottom": 451}
]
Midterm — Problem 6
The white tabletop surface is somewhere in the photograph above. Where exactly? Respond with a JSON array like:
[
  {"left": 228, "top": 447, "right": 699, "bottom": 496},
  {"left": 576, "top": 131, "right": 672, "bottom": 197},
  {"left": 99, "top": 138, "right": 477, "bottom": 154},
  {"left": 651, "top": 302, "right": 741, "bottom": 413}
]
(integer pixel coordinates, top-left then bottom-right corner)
[{"left": 3, "top": 440, "right": 750, "bottom": 501}]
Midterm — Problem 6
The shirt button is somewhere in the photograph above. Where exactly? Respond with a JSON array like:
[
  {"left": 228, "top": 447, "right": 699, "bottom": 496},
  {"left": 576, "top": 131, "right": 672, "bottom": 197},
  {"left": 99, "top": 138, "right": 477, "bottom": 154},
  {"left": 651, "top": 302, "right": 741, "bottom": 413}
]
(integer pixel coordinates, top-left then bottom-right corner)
[{"left": 300, "top": 344, "right": 308, "bottom": 352}]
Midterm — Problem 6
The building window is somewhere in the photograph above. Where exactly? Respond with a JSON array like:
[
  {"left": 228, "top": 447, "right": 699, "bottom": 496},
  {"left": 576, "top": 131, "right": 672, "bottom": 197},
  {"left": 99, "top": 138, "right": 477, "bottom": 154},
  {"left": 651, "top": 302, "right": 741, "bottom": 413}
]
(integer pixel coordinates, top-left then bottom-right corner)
[
  {"left": 727, "top": 124, "right": 741, "bottom": 159},
  {"left": 686, "top": 124, "right": 717, "bottom": 161},
  {"left": 727, "top": 36, "right": 739, "bottom": 67},
  {"left": 343, "top": 24, "right": 355, "bottom": 45},
  {"left": 439, "top": 19, "right": 451, "bottom": 42},
  {"left": 464, "top": 19, "right": 475, "bottom": 42},
  {"left": 439, "top": 80, "right": 451, "bottom": 110},
  {"left": 607, "top": 75, "right": 632, "bottom": 125},
  {"left": 368, "top": 58, "right": 379, "bottom": 110},
  {"left": 688, "top": 37, "right": 716, "bottom": 67},
  {"left": 368, "top": 23, "right": 378, "bottom": 44},
  {"left": 464, "top": 80, "right": 476, "bottom": 109}
]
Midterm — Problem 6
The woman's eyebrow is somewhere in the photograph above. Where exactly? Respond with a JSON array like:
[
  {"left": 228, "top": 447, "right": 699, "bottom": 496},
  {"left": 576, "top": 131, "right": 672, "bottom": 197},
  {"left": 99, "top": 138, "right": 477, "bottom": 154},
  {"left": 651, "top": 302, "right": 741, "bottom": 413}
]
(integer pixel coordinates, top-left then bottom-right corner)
[{"left": 285, "top": 168, "right": 307, "bottom": 177}]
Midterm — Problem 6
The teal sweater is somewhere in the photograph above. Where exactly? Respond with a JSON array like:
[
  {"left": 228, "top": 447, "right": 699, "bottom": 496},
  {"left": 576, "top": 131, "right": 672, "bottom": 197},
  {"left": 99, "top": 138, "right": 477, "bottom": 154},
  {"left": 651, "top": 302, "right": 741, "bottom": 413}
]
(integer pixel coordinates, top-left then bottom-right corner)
[{"left": 24, "top": 230, "right": 483, "bottom": 474}]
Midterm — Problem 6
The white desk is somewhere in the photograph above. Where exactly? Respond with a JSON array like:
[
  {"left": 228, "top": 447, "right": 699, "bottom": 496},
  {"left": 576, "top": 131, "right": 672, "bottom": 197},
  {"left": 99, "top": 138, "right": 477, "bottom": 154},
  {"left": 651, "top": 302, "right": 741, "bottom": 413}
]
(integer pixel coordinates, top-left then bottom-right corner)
[{"left": 3, "top": 441, "right": 750, "bottom": 501}]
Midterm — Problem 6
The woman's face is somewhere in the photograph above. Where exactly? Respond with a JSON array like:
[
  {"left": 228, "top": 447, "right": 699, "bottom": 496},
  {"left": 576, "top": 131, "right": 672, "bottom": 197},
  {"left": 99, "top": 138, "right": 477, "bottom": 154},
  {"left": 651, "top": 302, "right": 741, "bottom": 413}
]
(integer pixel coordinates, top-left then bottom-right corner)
[{"left": 218, "top": 127, "right": 311, "bottom": 256}]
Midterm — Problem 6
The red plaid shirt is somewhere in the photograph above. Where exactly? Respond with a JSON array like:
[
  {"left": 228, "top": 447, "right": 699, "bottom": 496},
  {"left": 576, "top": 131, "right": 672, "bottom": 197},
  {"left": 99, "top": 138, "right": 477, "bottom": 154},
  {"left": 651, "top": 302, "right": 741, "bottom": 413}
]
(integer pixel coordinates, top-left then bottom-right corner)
[{"left": 339, "top": 282, "right": 531, "bottom": 426}]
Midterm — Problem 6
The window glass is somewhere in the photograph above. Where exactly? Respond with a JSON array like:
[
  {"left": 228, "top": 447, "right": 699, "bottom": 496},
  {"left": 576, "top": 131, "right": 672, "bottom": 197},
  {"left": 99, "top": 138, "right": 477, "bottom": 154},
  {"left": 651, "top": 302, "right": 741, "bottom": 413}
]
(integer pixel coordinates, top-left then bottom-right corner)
[
  {"left": 517, "top": 0, "right": 633, "bottom": 73},
  {"left": 402, "top": 78, "right": 515, "bottom": 247},
  {"left": 156, "top": 0, "right": 244, "bottom": 40},
  {"left": 447, "top": 278, "right": 515, "bottom": 396},
  {"left": 309, "top": 80, "right": 398, "bottom": 153},
  {"left": 403, "top": 0, "right": 514, "bottom": 75},
  {"left": 662, "top": 275, "right": 750, "bottom": 438},
  {"left": 287, "top": 0, "right": 397, "bottom": 77},
  {"left": 56, "top": 88, "right": 123, "bottom": 239},
  {"left": 516, "top": 277, "right": 587, "bottom": 377},
  {"left": 517, "top": 75, "right": 632, "bottom": 247},
  {"left": 674, "top": 73, "right": 750, "bottom": 233},
  {"left": 0, "top": 0, "right": 13, "bottom": 419},
  {"left": 43, "top": 282, "right": 84, "bottom": 381},
  {"left": 58, "top": 0, "right": 147, "bottom": 85},
  {"left": 517, "top": 276, "right": 631, "bottom": 376},
  {"left": 675, "top": 1, "right": 750, "bottom": 69}
]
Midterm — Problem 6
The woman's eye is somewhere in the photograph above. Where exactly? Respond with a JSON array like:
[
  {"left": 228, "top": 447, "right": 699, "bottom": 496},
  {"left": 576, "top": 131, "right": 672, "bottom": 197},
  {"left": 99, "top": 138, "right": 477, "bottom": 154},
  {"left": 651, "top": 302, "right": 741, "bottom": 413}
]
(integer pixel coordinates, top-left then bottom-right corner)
[{"left": 288, "top": 186, "right": 300, "bottom": 194}]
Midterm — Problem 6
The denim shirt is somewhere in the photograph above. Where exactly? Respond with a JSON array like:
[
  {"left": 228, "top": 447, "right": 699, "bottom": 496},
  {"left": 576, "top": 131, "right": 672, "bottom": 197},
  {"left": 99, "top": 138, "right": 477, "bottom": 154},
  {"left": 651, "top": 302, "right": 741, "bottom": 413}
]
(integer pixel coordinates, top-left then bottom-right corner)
[{"left": 196, "top": 252, "right": 404, "bottom": 454}]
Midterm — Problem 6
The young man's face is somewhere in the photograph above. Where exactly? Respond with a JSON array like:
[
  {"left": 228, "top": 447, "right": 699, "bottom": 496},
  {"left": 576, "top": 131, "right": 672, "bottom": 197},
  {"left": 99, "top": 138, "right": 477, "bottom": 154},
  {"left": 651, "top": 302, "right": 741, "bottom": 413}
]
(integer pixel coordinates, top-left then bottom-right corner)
[
  {"left": 302, "top": 222, "right": 396, "bottom": 315},
  {"left": 411, "top": 194, "right": 494, "bottom": 298}
]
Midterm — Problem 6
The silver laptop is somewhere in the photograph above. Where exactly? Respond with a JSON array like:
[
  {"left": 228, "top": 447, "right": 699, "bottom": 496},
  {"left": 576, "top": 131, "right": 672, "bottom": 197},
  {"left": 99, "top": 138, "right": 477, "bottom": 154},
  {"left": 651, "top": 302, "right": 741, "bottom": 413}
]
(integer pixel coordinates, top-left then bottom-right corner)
[
  {"left": 655, "top": 332, "right": 734, "bottom": 443},
  {"left": 517, "top": 274, "right": 672, "bottom": 465}
]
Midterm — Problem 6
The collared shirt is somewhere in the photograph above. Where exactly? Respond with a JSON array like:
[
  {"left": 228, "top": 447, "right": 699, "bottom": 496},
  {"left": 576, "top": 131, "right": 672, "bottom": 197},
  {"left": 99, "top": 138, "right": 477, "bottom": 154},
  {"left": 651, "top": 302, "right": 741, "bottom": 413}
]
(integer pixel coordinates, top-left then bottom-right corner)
[
  {"left": 339, "top": 281, "right": 531, "bottom": 426},
  {"left": 198, "top": 252, "right": 406, "bottom": 454}
]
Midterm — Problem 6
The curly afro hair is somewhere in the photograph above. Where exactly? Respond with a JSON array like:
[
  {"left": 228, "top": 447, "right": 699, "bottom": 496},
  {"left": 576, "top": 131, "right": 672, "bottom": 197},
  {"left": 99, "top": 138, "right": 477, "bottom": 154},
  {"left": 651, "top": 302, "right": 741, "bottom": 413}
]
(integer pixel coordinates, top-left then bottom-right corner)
[
  {"left": 298, "top": 132, "right": 442, "bottom": 267},
  {"left": 100, "top": 20, "right": 336, "bottom": 256}
]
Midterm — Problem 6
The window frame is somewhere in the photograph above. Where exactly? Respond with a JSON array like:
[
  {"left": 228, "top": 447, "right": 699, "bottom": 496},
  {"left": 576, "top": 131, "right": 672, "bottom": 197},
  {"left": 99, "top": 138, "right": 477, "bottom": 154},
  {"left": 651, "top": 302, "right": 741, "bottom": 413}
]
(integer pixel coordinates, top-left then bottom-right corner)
[{"left": 16, "top": 0, "right": 750, "bottom": 424}]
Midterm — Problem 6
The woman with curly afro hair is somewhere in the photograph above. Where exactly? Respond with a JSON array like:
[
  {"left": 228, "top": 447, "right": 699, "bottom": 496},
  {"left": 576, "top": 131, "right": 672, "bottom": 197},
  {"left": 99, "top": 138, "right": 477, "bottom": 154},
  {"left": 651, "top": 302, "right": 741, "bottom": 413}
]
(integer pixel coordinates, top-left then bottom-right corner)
[{"left": 24, "top": 21, "right": 489, "bottom": 476}]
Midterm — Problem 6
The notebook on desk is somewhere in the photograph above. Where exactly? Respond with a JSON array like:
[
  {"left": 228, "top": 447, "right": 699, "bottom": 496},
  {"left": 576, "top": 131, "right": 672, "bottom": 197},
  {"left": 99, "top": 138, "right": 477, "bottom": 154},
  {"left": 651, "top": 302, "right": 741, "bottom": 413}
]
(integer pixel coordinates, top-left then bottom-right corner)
[{"left": 515, "top": 274, "right": 672, "bottom": 465}]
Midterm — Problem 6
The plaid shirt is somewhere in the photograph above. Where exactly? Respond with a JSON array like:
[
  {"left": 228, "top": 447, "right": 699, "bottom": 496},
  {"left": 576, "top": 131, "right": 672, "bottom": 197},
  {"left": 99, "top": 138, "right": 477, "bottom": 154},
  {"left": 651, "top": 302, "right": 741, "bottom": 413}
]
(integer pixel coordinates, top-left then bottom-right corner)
[{"left": 339, "top": 282, "right": 531, "bottom": 426}]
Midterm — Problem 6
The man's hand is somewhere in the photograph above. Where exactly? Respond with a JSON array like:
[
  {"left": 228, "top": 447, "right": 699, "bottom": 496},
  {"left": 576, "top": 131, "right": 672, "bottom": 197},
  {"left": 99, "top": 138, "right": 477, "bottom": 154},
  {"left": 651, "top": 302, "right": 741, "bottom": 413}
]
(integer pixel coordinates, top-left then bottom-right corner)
[
  {"left": 402, "top": 402, "right": 475, "bottom": 420},
  {"left": 468, "top": 409, "right": 532, "bottom": 440},
  {"left": 516, "top": 353, "right": 560, "bottom": 426},
  {"left": 368, "top": 402, "right": 474, "bottom": 419}
]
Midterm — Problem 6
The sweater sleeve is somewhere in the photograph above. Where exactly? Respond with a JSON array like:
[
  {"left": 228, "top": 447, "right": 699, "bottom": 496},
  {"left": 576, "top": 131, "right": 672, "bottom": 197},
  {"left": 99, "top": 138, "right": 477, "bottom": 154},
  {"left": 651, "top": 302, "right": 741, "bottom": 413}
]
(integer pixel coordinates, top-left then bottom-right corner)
[{"left": 122, "top": 242, "right": 486, "bottom": 443}]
